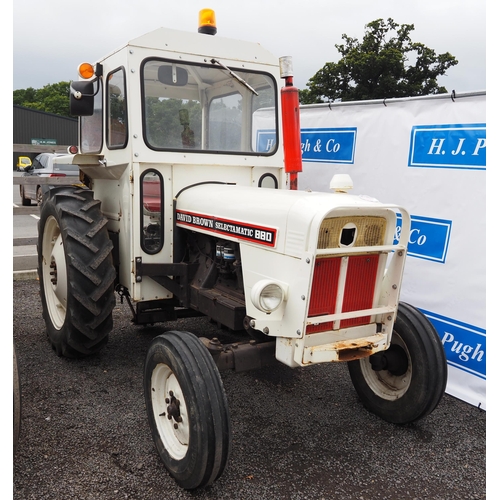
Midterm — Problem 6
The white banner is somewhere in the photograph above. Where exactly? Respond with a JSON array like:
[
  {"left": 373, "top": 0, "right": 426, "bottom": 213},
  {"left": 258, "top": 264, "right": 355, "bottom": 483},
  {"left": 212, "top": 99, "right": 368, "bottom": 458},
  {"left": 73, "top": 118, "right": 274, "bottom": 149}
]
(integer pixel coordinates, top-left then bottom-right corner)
[{"left": 297, "top": 92, "right": 486, "bottom": 409}]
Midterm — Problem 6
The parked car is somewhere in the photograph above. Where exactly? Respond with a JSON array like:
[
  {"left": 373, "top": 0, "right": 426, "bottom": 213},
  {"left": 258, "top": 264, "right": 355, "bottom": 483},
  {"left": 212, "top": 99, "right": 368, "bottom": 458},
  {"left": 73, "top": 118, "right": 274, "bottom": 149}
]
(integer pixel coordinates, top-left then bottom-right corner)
[
  {"left": 20, "top": 153, "right": 80, "bottom": 206},
  {"left": 16, "top": 156, "right": 32, "bottom": 171}
]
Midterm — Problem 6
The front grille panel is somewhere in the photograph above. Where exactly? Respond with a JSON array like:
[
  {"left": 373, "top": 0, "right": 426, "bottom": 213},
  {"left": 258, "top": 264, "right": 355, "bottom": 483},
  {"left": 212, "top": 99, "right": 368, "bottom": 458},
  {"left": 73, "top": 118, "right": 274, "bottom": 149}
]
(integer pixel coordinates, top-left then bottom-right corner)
[
  {"left": 306, "top": 257, "right": 341, "bottom": 334},
  {"left": 317, "top": 216, "right": 387, "bottom": 249},
  {"left": 307, "top": 215, "right": 385, "bottom": 334},
  {"left": 340, "top": 254, "right": 379, "bottom": 328},
  {"left": 306, "top": 254, "right": 379, "bottom": 334}
]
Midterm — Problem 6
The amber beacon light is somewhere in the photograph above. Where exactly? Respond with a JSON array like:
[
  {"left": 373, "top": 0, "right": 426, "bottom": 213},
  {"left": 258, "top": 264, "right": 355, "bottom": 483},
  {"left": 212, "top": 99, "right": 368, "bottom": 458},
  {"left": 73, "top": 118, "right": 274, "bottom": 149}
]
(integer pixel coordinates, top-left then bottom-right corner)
[
  {"left": 78, "top": 63, "right": 95, "bottom": 79},
  {"left": 198, "top": 8, "right": 217, "bottom": 35}
]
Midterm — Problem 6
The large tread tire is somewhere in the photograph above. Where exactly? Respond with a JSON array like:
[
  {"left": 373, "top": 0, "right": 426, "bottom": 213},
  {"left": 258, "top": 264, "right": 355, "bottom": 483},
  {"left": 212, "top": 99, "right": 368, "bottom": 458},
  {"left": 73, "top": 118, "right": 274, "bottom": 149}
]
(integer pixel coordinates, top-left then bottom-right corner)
[
  {"left": 14, "top": 342, "right": 21, "bottom": 455},
  {"left": 37, "top": 186, "right": 116, "bottom": 358},
  {"left": 144, "top": 331, "right": 231, "bottom": 490},
  {"left": 347, "top": 302, "right": 447, "bottom": 424}
]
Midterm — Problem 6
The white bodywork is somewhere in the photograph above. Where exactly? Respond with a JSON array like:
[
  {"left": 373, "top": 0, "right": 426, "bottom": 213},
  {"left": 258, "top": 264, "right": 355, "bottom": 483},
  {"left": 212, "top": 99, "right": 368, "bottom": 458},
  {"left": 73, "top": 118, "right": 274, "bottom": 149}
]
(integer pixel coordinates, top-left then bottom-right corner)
[
  {"left": 62, "top": 25, "right": 412, "bottom": 368},
  {"left": 175, "top": 183, "right": 410, "bottom": 368}
]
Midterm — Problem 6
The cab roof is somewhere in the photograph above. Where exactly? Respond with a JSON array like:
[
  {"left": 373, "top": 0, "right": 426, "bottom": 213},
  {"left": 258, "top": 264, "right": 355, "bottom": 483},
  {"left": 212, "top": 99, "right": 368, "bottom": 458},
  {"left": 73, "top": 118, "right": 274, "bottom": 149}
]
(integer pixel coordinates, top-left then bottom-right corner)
[{"left": 120, "top": 27, "right": 279, "bottom": 68}]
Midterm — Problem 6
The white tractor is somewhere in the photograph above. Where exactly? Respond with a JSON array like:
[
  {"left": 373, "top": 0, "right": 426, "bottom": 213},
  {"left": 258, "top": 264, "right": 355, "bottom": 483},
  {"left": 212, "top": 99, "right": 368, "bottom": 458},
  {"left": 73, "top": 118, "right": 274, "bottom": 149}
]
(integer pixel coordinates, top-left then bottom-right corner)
[{"left": 37, "top": 9, "right": 447, "bottom": 490}]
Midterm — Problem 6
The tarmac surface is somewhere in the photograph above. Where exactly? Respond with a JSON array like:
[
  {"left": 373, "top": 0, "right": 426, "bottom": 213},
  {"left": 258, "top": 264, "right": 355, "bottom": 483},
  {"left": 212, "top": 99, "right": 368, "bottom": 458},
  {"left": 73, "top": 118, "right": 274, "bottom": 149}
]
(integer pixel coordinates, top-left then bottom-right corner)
[{"left": 13, "top": 277, "right": 486, "bottom": 500}]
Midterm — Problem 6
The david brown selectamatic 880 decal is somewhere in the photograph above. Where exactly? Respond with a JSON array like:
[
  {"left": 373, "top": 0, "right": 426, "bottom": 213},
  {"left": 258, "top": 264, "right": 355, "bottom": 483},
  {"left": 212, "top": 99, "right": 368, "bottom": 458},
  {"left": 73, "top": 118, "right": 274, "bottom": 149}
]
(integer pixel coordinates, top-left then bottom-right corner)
[{"left": 176, "top": 210, "right": 277, "bottom": 246}]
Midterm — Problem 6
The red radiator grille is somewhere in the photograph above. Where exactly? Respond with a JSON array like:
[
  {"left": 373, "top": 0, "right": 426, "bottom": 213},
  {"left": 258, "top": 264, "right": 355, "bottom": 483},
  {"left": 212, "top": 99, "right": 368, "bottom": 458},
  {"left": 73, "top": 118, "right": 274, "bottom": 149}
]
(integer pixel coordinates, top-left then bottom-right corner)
[{"left": 306, "top": 254, "right": 379, "bottom": 334}]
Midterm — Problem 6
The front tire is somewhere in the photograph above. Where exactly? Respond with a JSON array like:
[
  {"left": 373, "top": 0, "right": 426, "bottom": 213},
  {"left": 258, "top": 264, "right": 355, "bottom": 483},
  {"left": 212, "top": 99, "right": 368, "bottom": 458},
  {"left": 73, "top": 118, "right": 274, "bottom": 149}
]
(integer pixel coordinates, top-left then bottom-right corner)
[
  {"left": 38, "top": 186, "right": 116, "bottom": 357},
  {"left": 347, "top": 302, "right": 447, "bottom": 424},
  {"left": 144, "top": 331, "right": 231, "bottom": 490}
]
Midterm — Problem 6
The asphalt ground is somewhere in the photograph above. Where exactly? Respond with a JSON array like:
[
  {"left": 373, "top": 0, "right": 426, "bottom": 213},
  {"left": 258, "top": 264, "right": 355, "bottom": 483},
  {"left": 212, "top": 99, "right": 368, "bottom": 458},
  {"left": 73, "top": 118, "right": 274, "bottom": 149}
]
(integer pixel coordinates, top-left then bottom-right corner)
[{"left": 12, "top": 278, "right": 486, "bottom": 500}]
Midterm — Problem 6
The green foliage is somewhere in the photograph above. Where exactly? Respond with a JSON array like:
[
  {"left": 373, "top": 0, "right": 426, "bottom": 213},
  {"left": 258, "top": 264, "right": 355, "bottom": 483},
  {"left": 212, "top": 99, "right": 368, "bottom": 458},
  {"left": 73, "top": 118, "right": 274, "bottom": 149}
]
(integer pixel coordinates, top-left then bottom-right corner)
[
  {"left": 145, "top": 97, "right": 202, "bottom": 149},
  {"left": 13, "top": 82, "right": 73, "bottom": 117},
  {"left": 300, "top": 18, "right": 458, "bottom": 104}
]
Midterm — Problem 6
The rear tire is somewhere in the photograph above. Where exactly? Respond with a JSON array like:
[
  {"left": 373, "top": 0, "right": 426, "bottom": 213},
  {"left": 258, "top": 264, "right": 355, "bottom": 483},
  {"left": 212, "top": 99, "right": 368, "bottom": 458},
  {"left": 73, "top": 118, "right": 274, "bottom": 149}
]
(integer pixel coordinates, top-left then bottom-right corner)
[
  {"left": 144, "top": 331, "right": 231, "bottom": 490},
  {"left": 347, "top": 302, "right": 447, "bottom": 424},
  {"left": 37, "top": 186, "right": 116, "bottom": 357}
]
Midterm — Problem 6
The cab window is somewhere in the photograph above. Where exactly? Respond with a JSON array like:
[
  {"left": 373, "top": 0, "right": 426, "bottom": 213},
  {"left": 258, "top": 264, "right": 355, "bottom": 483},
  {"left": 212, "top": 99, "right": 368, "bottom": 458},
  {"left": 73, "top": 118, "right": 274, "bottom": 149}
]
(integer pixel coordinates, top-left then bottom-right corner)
[
  {"left": 80, "top": 81, "right": 103, "bottom": 154},
  {"left": 141, "top": 58, "right": 278, "bottom": 155},
  {"left": 140, "top": 170, "right": 164, "bottom": 254},
  {"left": 107, "top": 68, "right": 128, "bottom": 149}
]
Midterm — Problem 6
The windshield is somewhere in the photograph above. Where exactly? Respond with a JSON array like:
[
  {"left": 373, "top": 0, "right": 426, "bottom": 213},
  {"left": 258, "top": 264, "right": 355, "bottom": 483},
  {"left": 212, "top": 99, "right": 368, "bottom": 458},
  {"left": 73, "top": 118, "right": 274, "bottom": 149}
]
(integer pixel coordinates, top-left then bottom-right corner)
[{"left": 141, "top": 58, "right": 278, "bottom": 155}]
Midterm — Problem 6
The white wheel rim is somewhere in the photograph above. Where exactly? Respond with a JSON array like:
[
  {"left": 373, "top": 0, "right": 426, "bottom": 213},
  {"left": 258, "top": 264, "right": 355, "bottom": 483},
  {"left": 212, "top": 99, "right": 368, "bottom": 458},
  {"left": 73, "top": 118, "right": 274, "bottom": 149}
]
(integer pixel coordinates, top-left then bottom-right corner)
[
  {"left": 41, "top": 215, "right": 68, "bottom": 329},
  {"left": 151, "top": 363, "right": 190, "bottom": 460},
  {"left": 359, "top": 333, "right": 412, "bottom": 401}
]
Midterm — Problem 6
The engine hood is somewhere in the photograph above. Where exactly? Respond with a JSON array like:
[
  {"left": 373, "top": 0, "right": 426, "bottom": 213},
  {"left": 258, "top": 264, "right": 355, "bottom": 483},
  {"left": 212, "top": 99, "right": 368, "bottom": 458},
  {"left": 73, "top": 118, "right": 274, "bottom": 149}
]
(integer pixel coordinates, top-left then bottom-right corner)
[{"left": 175, "top": 183, "right": 401, "bottom": 257}]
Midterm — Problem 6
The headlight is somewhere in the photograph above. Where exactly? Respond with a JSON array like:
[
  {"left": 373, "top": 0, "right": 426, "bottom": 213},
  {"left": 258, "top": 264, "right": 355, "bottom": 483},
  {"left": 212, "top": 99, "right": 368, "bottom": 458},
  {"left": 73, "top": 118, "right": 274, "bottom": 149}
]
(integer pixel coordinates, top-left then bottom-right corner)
[{"left": 251, "top": 280, "right": 286, "bottom": 313}]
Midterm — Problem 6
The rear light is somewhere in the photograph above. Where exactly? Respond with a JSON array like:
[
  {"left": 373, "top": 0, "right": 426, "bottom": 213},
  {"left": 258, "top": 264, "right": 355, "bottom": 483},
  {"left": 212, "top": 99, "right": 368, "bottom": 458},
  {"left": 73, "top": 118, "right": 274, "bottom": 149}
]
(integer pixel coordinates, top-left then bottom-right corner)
[{"left": 49, "top": 173, "right": 66, "bottom": 177}]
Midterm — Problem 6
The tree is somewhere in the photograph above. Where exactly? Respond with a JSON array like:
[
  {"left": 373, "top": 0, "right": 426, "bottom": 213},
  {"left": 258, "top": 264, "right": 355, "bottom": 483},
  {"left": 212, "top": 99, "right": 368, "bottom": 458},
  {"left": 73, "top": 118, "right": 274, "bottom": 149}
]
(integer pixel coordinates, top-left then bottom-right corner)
[
  {"left": 144, "top": 97, "right": 202, "bottom": 149},
  {"left": 13, "top": 82, "right": 73, "bottom": 117},
  {"left": 300, "top": 19, "right": 458, "bottom": 104}
]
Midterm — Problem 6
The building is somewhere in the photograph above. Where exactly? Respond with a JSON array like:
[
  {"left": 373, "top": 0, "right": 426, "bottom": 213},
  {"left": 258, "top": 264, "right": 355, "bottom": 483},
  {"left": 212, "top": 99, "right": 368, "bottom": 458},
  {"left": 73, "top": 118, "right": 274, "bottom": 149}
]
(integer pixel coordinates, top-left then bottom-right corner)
[{"left": 13, "top": 105, "right": 78, "bottom": 169}]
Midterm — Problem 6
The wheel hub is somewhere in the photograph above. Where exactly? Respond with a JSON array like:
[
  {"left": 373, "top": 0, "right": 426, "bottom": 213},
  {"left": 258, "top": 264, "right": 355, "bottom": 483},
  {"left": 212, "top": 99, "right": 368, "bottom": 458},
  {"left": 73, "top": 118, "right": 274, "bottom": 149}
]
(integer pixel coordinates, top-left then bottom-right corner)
[
  {"left": 166, "top": 391, "right": 183, "bottom": 424},
  {"left": 50, "top": 260, "right": 58, "bottom": 285},
  {"left": 42, "top": 216, "right": 68, "bottom": 330},
  {"left": 151, "top": 364, "right": 190, "bottom": 460},
  {"left": 369, "top": 344, "right": 408, "bottom": 376}
]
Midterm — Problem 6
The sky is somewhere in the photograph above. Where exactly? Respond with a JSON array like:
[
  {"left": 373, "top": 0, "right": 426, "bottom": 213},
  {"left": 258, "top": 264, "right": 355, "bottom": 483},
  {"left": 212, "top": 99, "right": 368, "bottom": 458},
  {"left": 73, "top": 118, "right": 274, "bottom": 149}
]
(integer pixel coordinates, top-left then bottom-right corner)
[{"left": 11, "top": 0, "right": 487, "bottom": 94}]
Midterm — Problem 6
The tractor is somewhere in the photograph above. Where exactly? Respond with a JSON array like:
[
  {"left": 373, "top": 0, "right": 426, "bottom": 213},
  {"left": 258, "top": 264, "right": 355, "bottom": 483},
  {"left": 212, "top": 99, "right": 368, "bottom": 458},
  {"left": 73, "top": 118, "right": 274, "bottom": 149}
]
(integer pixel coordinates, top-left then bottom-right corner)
[{"left": 37, "top": 9, "right": 447, "bottom": 490}]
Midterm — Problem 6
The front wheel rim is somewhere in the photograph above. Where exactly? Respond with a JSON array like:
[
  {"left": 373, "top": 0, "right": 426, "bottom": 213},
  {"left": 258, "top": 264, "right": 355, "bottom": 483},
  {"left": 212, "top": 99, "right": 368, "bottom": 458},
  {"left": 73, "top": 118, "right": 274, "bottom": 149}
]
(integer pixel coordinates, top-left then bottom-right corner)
[
  {"left": 151, "top": 364, "right": 190, "bottom": 460},
  {"left": 41, "top": 215, "right": 68, "bottom": 330},
  {"left": 359, "top": 333, "right": 412, "bottom": 401}
]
